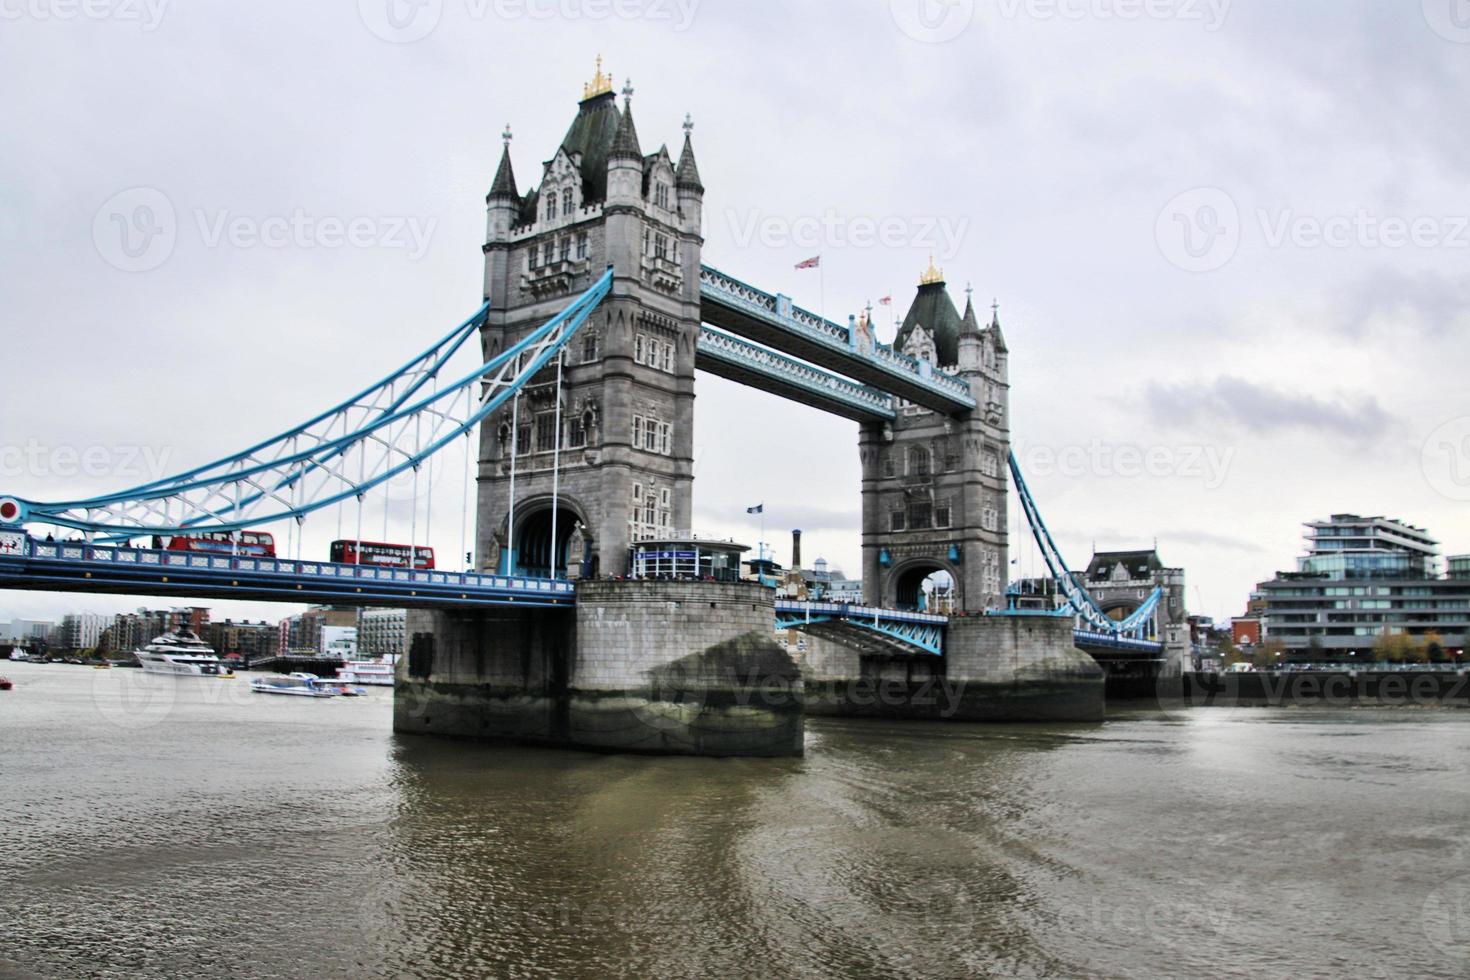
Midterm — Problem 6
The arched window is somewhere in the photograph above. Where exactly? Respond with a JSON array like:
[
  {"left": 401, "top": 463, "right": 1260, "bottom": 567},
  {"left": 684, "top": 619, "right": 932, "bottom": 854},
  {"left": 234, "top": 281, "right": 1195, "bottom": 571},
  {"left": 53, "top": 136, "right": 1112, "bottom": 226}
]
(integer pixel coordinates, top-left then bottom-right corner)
[
  {"left": 546, "top": 194, "right": 558, "bottom": 221},
  {"left": 562, "top": 187, "right": 574, "bottom": 214},
  {"left": 908, "top": 445, "right": 930, "bottom": 477}
]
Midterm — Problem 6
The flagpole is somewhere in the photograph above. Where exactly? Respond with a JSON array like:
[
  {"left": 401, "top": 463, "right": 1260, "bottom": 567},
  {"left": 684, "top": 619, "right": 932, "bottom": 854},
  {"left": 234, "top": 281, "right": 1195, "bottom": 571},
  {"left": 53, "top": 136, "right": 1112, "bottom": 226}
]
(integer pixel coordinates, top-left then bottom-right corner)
[{"left": 819, "top": 258, "right": 826, "bottom": 324}]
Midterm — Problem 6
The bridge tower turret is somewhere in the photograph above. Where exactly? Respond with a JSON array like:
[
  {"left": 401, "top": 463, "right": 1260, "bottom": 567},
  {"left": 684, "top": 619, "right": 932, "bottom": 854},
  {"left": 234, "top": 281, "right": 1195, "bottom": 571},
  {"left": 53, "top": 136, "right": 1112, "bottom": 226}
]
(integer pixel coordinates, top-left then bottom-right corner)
[
  {"left": 860, "top": 265, "right": 1010, "bottom": 614},
  {"left": 475, "top": 63, "right": 702, "bottom": 579}
]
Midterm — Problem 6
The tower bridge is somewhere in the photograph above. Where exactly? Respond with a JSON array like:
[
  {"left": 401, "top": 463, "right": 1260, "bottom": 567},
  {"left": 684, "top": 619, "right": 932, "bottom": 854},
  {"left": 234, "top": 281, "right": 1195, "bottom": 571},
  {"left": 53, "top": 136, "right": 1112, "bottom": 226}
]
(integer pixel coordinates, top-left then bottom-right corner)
[{"left": 0, "top": 65, "right": 1188, "bottom": 756}]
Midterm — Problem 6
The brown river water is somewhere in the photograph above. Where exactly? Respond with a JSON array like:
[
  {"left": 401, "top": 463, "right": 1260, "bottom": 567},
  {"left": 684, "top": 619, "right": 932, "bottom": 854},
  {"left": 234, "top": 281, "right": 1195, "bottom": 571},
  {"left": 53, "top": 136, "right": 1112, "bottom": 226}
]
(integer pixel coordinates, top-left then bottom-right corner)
[{"left": 2, "top": 661, "right": 1468, "bottom": 979}]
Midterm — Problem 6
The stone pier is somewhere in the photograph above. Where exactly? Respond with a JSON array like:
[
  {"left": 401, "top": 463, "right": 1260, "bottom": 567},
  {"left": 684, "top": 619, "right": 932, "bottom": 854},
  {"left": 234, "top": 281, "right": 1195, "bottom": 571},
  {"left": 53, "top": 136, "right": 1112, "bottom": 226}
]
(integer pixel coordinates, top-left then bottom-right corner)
[
  {"left": 394, "top": 580, "right": 804, "bottom": 757},
  {"left": 800, "top": 615, "right": 1104, "bottom": 722}
]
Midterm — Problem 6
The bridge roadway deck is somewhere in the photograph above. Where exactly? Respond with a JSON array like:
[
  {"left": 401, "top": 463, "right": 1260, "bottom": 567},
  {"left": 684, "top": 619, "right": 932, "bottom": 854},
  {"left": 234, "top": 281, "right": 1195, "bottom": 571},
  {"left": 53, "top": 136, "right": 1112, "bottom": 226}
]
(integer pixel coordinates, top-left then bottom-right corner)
[
  {"left": 699, "top": 265, "right": 977, "bottom": 416},
  {"left": 0, "top": 538, "right": 574, "bottom": 610}
]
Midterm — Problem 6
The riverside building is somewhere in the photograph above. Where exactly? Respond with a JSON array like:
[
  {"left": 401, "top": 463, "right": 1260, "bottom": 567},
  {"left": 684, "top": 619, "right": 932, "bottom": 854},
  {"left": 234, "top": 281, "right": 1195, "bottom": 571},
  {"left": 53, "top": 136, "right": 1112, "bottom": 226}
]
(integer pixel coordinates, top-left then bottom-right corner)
[{"left": 1256, "top": 514, "right": 1470, "bottom": 656}]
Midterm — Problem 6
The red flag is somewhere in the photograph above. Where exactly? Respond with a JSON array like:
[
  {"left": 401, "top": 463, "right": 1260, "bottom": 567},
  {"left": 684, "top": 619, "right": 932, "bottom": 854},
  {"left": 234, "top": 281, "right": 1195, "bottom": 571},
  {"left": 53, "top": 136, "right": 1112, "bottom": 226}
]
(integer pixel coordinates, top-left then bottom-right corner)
[
  {"left": 794, "top": 255, "right": 820, "bottom": 270},
  {"left": 878, "top": 295, "right": 892, "bottom": 306}
]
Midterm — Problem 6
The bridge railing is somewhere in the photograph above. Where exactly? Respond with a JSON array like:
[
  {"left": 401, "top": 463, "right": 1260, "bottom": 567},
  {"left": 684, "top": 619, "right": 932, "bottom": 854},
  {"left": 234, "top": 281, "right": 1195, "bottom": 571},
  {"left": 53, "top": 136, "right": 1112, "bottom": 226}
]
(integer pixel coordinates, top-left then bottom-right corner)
[
  {"left": 699, "top": 265, "right": 975, "bottom": 407},
  {"left": 774, "top": 599, "right": 948, "bottom": 626},
  {"left": 697, "top": 328, "right": 895, "bottom": 418},
  {"left": 22, "top": 539, "right": 574, "bottom": 596}
]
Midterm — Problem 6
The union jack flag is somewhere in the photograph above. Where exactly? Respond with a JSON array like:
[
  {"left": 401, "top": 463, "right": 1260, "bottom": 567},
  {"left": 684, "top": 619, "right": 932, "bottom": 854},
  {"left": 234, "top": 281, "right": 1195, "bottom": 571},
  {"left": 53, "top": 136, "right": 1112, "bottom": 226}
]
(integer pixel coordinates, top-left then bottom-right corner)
[{"left": 794, "top": 256, "right": 820, "bottom": 270}]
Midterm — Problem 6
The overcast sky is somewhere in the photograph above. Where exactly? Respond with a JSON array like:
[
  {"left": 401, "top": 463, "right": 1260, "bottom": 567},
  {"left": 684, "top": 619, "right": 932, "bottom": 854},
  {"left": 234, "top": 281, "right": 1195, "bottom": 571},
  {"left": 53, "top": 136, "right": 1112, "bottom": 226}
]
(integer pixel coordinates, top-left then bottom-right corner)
[{"left": 3, "top": 0, "right": 1469, "bottom": 626}]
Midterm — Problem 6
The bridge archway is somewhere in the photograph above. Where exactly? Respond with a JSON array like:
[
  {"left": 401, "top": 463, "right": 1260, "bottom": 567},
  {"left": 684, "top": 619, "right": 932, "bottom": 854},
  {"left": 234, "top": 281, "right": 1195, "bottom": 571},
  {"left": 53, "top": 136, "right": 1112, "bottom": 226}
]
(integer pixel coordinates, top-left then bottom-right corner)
[
  {"left": 888, "top": 558, "right": 960, "bottom": 613},
  {"left": 511, "top": 496, "right": 592, "bottom": 579}
]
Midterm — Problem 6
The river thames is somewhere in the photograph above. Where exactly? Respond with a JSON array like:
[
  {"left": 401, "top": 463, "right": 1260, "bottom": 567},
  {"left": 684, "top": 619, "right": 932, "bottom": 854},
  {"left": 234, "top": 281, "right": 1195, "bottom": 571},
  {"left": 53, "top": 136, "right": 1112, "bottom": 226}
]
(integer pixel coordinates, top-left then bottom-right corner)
[{"left": 2, "top": 662, "right": 1468, "bottom": 979}]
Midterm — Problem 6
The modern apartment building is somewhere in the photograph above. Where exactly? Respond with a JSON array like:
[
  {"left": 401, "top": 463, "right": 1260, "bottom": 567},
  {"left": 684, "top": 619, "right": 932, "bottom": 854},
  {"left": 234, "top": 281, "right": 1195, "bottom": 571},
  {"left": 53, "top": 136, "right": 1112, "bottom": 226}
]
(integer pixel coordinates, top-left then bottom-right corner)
[{"left": 1257, "top": 514, "right": 1470, "bottom": 655}]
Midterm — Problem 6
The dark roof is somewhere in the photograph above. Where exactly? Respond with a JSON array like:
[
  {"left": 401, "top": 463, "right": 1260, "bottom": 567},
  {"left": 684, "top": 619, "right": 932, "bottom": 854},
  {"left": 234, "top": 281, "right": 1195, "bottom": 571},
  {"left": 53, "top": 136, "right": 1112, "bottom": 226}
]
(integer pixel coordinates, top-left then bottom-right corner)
[
  {"left": 1085, "top": 550, "right": 1163, "bottom": 581},
  {"left": 896, "top": 281, "right": 964, "bottom": 366},
  {"left": 487, "top": 144, "right": 518, "bottom": 201},
  {"left": 609, "top": 100, "right": 643, "bottom": 165},
  {"left": 959, "top": 294, "right": 981, "bottom": 336},
  {"left": 676, "top": 131, "right": 703, "bottom": 191}
]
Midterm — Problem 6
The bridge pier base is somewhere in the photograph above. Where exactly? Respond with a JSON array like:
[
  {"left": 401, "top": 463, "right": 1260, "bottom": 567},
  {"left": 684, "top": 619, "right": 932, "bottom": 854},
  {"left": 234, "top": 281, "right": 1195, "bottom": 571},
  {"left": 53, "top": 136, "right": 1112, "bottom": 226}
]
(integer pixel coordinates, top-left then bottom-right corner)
[
  {"left": 394, "top": 581, "right": 804, "bottom": 757},
  {"left": 801, "top": 616, "right": 1104, "bottom": 723}
]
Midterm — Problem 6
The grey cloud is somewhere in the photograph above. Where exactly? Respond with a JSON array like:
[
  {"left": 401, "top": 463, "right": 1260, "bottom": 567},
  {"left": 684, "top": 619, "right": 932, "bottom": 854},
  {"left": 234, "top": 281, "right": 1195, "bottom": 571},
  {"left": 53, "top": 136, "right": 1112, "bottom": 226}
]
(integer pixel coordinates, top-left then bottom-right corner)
[{"left": 1145, "top": 377, "right": 1395, "bottom": 444}]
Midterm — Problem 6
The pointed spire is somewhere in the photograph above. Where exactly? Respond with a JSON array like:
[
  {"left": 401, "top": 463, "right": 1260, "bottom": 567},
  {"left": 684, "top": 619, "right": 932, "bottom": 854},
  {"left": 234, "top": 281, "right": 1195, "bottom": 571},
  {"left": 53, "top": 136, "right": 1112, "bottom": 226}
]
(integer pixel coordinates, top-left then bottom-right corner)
[
  {"left": 676, "top": 113, "right": 704, "bottom": 192},
  {"left": 609, "top": 81, "right": 643, "bottom": 163},
  {"left": 960, "top": 283, "right": 981, "bottom": 336},
  {"left": 989, "top": 298, "right": 1009, "bottom": 352},
  {"left": 488, "top": 124, "right": 518, "bottom": 202}
]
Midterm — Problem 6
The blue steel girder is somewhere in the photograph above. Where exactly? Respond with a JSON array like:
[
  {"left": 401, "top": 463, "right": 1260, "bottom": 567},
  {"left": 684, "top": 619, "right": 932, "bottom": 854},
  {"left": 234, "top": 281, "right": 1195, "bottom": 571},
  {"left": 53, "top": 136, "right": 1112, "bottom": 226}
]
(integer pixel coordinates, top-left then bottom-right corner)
[
  {"left": 3, "top": 269, "right": 614, "bottom": 537},
  {"left": 695, "top": 327, "right": 895, "bottom": 421},
  {"left": 775, "top": 601, "right": 947, "bottom": 656},
  {"left": 699, "top": 265, "right": 976, "bottom": 416}
]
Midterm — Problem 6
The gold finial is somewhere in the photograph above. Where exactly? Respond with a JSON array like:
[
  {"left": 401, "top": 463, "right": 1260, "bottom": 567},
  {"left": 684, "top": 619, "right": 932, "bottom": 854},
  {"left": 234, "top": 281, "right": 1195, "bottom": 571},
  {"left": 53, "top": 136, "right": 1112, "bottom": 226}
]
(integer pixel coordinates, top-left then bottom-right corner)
[
  {"left": 920, "top": 254, "right": 944, "bottom": 285},
  {"left": 583, "top": 55, "right": 614, "bottom": 100}
]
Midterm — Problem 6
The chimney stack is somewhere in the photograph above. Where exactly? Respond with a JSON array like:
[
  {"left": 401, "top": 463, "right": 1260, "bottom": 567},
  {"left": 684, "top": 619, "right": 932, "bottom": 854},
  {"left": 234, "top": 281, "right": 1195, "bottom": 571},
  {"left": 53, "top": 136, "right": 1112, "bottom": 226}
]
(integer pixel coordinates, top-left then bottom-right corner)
[{"left": 792, "top": 529, "right": 802, "bottom": 572}]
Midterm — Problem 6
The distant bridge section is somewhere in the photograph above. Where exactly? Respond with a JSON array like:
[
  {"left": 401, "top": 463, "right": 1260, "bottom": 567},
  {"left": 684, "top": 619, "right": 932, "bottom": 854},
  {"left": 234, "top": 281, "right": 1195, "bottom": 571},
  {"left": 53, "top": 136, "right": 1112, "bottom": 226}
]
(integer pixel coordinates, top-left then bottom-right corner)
[
  {"left": 699, "top": 265, "right": 977, "bottom": 415},
  {"left": 775, "top": 600, "right": 947, "bottom": 656},
  {"left": 0, "top": 534, "right": 574, "bottom": 610},
  {"left": 695, "top": 327, "right": 895, "bottom": 422}
]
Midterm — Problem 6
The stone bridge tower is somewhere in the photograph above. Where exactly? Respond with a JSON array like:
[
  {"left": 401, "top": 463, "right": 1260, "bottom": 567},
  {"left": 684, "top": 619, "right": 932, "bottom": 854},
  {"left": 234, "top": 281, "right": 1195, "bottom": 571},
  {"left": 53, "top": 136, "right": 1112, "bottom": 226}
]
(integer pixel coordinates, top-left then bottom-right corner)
[
  {"left": 476, "top": 63, "right": 705, "bottom": 578},
  {"left": 859, "top": 262, "right": 1010, "bottom": 613}
]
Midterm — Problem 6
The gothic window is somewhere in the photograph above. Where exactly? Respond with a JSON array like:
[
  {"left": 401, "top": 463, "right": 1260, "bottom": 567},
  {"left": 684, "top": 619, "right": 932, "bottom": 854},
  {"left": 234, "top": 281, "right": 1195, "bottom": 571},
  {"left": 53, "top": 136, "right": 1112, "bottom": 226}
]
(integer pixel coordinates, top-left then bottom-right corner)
[
  {"left": 540, "top": 241, "right": 551, "bottom": 266},
  {"left": 632, "top": 415, "right": 644, "bottom": 448},
  {"left": 654, "top": 234, "right": 669, "bottom": 260},
  {"left": 561, "top": 188, "right": 573, "bottom": 215},
  {"left": 534, "top": 413, "right": 556, "bottom": 453},
  {"left": 582, "top": 331, "right": 598, "bottom": 363},
  {"left": 516, "top": 421, "right": 532, "bottom": 455},
  {"left": 661, "top": 342, "right": 673, "bottom": 372},
  {"left": 982, "top": 452, "right": 1000, "bottom": 479},
  {"left": 908, "top": 446, "right": 930, "bottom": 477},
  {"left": 935, "top": 504, "right": 952, "bottom": 529},
  {"left": 568, "top": 416, "right": 587, "bottom": 448},
  {"left": 634, "top": 334, "right": 644, "bottom": 363},
  {"left": 546, "top": 195, "right": 558, "bottom": 221},
  {"left": 907, "top": 500, "right": 932, "bottom": 530},
  {"left": 883, "top": 456, "right": 895, "bottom": 478},
  {"left": 890, "top": 511, "right": 906, "bottom": 532},
  {"left": 528, "top": 245, "right": 538, "bottom": 270},
  {"left": 576, "top": 232, "right": 589, "bottom": 260},
  {"left": 654, "top": 182, "right": 670, "bottom": 209},
  {"left": 559, "top": 237, "right": 571, "bottom": 262}
]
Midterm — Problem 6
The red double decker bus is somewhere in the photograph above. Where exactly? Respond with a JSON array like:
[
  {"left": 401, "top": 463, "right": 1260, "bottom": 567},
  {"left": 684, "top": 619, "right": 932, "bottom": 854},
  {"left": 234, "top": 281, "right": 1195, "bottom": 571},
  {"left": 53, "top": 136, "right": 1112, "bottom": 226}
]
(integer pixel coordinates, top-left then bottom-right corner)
[
  {"left": 330, "top": 540, "right": 435, "bottom": 570},
  {"left": 164, "top": 530, "right": 276, "bottom": 557}
]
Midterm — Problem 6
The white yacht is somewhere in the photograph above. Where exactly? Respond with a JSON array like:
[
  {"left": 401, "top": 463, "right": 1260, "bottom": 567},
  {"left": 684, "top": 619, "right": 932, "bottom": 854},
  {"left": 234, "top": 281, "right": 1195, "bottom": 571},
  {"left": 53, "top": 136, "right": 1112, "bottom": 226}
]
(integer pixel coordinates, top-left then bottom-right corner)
[{"left": 134, "top": 631, "right": 227, "bottom": 676}]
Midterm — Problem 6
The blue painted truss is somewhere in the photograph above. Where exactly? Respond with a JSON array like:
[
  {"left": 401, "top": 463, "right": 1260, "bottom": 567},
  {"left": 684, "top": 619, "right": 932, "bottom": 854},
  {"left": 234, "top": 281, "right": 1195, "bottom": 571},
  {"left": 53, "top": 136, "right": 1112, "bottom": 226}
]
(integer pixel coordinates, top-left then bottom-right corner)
[{"left": 775, "top": 600, "right": 947, "bottom": 655}]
